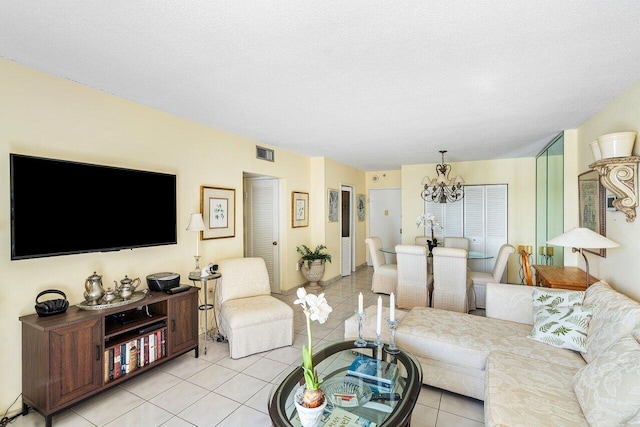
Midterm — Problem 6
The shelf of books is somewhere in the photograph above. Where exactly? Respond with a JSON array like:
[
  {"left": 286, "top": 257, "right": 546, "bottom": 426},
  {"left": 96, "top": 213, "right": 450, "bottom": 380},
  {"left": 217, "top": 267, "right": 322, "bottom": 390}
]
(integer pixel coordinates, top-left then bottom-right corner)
[{"left": 104, "top": 324, "right": 168, "bottom": 383}]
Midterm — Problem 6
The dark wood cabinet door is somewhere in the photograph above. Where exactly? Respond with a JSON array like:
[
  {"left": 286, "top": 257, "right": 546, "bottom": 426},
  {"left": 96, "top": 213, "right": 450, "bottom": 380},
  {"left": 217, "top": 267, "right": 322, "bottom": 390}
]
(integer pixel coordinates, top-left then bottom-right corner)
[
  {"left": 168, "top": 291, "right": 198, "bottom": 355},
  {"left": 49, "top": 318, "right": 102, "bottom": 409}
]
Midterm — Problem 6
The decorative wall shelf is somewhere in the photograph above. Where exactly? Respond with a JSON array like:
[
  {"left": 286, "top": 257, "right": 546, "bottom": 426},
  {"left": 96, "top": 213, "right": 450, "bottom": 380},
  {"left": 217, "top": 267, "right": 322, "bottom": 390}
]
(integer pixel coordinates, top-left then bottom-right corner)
[{"left": 589, "top": 156, "right": 640, "bottom": 222}]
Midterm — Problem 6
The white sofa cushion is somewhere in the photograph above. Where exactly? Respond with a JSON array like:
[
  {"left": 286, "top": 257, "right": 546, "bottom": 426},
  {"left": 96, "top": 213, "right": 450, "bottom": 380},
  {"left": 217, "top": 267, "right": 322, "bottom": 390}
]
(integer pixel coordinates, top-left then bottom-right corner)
[
  {"left": 528, "top": 305, "right": 593, "bottom": 352},
  {"left": 396, "top": 307, "right": 585, "bottom": 372},
  {"left": 582, "top": 281, "right": 640, "bottom": 362},
  {"left": 485, "top": 351, "right": 588, "bottom": 427},
  {"left": 573, "top": 334, "right": 640, "bottom": 426}
]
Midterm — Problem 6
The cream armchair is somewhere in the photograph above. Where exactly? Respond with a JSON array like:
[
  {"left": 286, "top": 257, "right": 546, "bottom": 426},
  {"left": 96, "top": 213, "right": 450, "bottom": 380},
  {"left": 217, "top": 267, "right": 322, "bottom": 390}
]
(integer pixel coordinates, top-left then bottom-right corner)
[
  {"left": 469, "top": 244, "right": 516, "bottom": 309},
  {"left": 395, "top": 244, "right": 434, "bottom": 309},
  {"left": 365, "top": 236, "right": 398, "bottom": 295},
  {"left": 217, "top": 257, "right": 294, "bottom": 359},
  {"left": 432, "top": 247, "right": 476, "bottom": 313}
]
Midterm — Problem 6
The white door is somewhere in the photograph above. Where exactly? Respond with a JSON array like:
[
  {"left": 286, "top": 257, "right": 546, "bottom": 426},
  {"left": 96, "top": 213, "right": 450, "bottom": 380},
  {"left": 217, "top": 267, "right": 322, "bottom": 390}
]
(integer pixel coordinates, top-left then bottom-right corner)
[
  {"left": 368, "top": 188, "right": 402, "bottom": 264},
  {"left": 341, "top": 186, "right": 354, "bottom": 276},
  {"left": 243, "top": 177, "right": 280, "bottom": 293}
]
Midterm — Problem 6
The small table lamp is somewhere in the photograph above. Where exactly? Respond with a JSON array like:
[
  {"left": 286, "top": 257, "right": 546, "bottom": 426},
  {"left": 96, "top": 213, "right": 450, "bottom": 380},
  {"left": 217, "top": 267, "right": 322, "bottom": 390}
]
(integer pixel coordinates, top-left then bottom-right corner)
[
  {"left": 187, "top": 213, "right": 206, "bottom": 275},
  {"left": 547, "top": 227, "right": 619, "bottom": 287}
]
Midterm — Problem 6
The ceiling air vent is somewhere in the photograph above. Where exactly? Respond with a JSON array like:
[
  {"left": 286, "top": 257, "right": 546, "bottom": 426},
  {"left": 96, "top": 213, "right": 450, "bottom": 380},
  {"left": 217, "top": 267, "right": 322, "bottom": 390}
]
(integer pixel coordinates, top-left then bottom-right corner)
[{"left": 256, "top": 146, "right": 274, "bottom": 162}]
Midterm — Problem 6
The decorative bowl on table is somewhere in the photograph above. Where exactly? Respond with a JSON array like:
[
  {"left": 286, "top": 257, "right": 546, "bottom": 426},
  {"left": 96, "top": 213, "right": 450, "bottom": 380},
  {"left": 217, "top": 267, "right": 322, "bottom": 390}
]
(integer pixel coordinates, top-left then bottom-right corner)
[{"left": 322, "top": 376, "right": 372, "bottom": 408}]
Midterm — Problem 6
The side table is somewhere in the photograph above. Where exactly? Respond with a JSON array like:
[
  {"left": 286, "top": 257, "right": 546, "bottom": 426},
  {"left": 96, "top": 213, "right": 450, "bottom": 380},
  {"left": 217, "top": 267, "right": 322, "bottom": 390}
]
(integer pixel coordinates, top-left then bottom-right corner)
[
  {"left": 532, "top": 265, "right": 598, "bottom": 291},
  {"left": 189, "top": 271, "right": 222, "bottom": 354}
]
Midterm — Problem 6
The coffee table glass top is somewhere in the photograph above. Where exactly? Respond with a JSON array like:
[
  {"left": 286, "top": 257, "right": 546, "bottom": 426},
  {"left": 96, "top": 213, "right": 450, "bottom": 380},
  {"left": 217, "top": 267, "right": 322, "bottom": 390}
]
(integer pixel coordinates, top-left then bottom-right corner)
[{"left": 268, "top": 340, "right": 422, "bottom": 427}]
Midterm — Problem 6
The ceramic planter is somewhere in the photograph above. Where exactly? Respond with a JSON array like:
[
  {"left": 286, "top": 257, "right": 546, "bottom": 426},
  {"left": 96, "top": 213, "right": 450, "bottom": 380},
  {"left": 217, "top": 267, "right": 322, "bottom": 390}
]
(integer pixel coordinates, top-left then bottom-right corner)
[{"left": 598, "top": 132, "right": 637, "bottom": 159}]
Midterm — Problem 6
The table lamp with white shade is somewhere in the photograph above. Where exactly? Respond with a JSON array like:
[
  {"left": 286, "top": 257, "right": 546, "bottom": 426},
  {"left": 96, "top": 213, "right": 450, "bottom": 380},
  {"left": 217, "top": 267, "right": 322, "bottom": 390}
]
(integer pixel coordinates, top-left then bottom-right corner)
[
  {"left": 547, "top": 227, "right": 619, "bottom": 287},
  {"left": 187, "top": 213, "right": 206, "bottom": 275}
]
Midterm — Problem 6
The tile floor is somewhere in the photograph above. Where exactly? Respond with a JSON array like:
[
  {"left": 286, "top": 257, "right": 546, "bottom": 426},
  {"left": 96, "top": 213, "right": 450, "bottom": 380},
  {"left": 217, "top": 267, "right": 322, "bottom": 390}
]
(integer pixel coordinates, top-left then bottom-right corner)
[{"left": 12, "top": 267, "right": 484, "bottom": 427}]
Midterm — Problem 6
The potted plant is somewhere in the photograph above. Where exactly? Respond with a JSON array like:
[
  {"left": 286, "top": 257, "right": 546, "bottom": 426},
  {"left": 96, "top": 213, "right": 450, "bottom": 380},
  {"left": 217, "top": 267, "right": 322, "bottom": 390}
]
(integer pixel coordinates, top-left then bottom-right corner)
[
  {"left": 297, "top": 244, "right": 332, "bottom": 290},
  {"left": 293, "top": 287, "right": 332, "bottom": 426},
  {"left": 417, "top": 213, "right": 442, "bottom": 256}
]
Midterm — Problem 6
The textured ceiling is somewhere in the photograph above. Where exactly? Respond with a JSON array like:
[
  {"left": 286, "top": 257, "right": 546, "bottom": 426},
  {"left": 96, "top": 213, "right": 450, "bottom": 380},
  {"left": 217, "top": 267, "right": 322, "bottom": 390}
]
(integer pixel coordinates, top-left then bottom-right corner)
[{"left": 2, "top": 1, "right": 640, "bottom": 171}]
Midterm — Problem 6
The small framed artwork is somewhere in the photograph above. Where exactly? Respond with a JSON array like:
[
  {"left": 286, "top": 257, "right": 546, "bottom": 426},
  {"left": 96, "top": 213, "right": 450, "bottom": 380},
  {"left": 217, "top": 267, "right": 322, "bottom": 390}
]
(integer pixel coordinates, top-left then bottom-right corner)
[
  {"left": 201, "top": 186, "right": 236, "bottom": 239},
  {"left": 292, "top": 191, "right": 309, "bottom": 228},
  {"left": 357, "top": 194, "right": 365, "bottom": 221},
  {"left": 328, "top": 189, "right": 339, "bottom": 222},
  {"left": 578, "top": 170, "right": 606, "bottom": 257}
]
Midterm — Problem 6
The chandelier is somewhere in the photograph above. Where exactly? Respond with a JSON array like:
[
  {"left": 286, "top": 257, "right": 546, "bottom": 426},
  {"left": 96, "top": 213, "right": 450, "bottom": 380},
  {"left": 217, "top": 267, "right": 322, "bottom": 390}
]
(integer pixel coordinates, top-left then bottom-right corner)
[{"left": 420, "top": 150, "right": 465, "bottom": 203}]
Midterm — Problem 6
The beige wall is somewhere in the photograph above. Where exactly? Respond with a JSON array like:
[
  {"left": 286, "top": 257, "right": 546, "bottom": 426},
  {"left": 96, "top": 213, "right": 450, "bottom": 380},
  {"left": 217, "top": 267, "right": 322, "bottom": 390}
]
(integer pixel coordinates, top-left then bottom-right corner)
[
  {"left": 401, "top": 158, "right": 537, "bottom": 283},
  {"left": 0, "top": 59, "right": 365, "bottom": 412},
  {"left": 570, "top": 81, "right": 640, "bottom": 300}
]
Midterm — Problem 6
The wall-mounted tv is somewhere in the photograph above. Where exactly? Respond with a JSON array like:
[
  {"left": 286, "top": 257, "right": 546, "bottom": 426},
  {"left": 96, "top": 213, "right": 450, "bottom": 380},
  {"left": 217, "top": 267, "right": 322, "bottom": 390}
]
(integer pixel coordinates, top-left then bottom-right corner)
[{"left": 10, "top": 154, "right": 177, "bottom": 260}]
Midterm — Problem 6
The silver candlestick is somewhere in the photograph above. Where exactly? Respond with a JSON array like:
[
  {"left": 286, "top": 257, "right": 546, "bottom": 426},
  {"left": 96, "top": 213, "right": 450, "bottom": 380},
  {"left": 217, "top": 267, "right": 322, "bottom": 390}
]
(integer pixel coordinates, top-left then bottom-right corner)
[
  {"left": 354, "top": 311, "right": 367, "bottom": 347},
  {"left": 386, "top": 318, "right": 400, "bottom": 354}
]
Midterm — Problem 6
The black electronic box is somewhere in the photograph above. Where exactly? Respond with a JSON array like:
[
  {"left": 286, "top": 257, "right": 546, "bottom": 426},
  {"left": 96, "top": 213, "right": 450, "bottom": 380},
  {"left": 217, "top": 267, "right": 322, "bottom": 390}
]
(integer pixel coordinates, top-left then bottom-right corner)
[{"left": 146, "top": 272, "right": 180, "bottom": 292}]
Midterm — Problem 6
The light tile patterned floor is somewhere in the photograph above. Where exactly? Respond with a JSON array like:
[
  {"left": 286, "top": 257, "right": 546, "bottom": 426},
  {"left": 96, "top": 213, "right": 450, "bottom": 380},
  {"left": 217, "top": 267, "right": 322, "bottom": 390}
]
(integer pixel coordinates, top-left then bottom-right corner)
[{"left": 12, "top": 267, "right": 484, "bottom": 426}]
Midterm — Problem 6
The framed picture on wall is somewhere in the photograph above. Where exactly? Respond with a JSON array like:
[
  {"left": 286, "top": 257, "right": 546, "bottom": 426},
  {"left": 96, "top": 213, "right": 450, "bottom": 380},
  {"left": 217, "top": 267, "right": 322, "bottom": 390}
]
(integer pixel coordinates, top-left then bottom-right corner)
[
  {"left": 328, "top": 189, "right": 339, "bottom": 222},
  {"left": 357, "top": 194, "right": 365, "bottom": 221},
  {"left": 201, "top": 186, "right": 236, "bottom": 239},
  {"left": 578, "top": 170, "right": 607, "bottom": 257},
  {"left": 292, "top": 191, "right": 309, "bottom": 228}
]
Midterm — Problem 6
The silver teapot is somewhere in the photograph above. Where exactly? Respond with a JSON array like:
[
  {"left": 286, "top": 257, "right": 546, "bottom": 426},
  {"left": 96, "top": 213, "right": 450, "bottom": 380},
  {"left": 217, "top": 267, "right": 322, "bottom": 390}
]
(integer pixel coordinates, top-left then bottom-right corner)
[
  {"left": 102, "top": 288, "right": 117, "bottom": 304},
  {"left": 114, "top": 275, "right": 141, "bottom": 301},
  {"left": 84, "top": 272, "right": 105, "bottom": 305}
]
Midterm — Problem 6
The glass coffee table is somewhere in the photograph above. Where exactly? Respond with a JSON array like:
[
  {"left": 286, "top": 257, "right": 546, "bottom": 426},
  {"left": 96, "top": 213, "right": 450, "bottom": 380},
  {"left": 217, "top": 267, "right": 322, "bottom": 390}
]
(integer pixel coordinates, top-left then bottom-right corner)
[{"left": 268, "top": 340, "right": 423, "bottom": 427}]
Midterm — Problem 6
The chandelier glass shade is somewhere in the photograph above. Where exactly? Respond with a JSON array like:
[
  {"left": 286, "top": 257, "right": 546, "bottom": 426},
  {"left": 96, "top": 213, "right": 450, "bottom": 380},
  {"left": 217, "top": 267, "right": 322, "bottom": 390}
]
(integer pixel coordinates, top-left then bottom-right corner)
[{"left": 421, "top": 150, "right": 465, "bottom": 203}]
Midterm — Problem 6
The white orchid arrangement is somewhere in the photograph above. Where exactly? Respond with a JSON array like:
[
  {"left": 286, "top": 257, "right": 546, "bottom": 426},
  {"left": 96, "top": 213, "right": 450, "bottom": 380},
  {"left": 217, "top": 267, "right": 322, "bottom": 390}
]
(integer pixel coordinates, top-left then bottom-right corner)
[
  {"left": 294, "top": 287, "right": 333, "bottom": 401},
  {"left": 416, "top": 213, "right": 441, "bottom": 230},
  {"left": 416, "top": 213, "right": 442, "bottom": 246}
]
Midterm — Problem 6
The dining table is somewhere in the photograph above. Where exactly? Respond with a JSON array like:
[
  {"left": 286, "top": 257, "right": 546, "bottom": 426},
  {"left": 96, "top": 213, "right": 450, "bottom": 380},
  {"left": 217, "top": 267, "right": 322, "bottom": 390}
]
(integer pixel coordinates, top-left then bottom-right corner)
[{"left": 380, "top": 247, "right": 493, "bottom": 259}]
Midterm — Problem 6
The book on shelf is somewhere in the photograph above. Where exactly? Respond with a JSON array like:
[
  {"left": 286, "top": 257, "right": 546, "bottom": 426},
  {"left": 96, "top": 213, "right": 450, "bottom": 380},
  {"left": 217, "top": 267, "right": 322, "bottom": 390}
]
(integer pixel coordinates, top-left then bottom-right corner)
[
  {"left": 108, "top": 348, "right": 114, "bottom": 380},
  {"left": 346, "top": 355, "right": 398, "bottom": 386},
  {"left": 113, "top": 345, "right": 121, "bottom": 379},
  {"left": 292, "top": 405, "right": 376, "bottom": 427},
  {"left": 149, "top": 333, "right": 156, "bottom": 363},
  {"left": 129, "top": 341, "right": 138, "bottom": 372}
]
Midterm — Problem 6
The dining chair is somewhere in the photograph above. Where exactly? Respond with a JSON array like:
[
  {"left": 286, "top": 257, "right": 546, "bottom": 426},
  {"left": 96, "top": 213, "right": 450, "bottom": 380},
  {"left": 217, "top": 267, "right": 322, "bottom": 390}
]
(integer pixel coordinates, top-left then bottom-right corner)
[
  {"left": 469, "top": 244, "right": 516, "bottom": 309},
  {"left": 217, "top": 257, "right": 294, "bottom": 359},
  {"left": 443, "top": 237, "right": 470, "bottom": 251},
  {"left": 431, "top": 247, "right": 475, "bottom": 313},
  {"left": 365, "top": 236, "right": 398, "bottom": 295},
  {"left": 395, "top": 244, "right": 434, "bottom": 309}
]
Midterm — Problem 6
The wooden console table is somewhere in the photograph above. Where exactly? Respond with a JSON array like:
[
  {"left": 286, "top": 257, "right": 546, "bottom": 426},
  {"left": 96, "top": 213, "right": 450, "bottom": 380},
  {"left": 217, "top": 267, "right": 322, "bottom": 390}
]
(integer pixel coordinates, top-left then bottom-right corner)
[{"left": 532, "top": 265, "right": 598, "bottom": 291}]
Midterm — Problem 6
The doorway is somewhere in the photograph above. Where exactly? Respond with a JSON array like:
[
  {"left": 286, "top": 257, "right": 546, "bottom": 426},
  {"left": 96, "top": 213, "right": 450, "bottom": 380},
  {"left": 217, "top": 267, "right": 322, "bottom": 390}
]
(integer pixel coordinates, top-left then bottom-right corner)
[
  {"left": 368, "top": 188, "right": 402, "bottom": 264},
  {"left": 341, "top": 185, "right": 355, "bottom": 276},
  {"left": 243, "top": 174, "right": 281, "bottom": 293}
]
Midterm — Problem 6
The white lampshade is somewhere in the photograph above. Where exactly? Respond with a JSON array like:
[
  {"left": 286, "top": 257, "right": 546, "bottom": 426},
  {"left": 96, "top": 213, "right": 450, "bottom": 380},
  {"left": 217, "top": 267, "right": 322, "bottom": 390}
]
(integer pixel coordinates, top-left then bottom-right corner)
[
  {"left": 186, "top": 213, "right": 205, "bottom": 231},
  {"left": 547, "top": 227, "right": 619, "bottom": 249},
  {"left": 421, "top": 176, "right": 431, "bottom": 185}
]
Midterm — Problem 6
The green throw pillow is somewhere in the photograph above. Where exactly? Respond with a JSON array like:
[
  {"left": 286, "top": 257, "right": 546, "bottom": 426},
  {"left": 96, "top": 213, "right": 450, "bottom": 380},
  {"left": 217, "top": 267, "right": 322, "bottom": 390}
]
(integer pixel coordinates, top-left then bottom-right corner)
[
  {"left": 528, "top": 304, "right": 593, "bottom": 352},
  {"left": 532, "top": 288, "right": 585, "bottom": 309}
]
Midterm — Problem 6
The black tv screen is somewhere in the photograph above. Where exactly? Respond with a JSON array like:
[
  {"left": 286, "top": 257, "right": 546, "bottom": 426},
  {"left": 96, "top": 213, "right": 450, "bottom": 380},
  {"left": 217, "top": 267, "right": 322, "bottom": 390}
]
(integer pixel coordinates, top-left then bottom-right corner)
[{"left": 10, "top": 154, "right": 177, "bottom": 260}]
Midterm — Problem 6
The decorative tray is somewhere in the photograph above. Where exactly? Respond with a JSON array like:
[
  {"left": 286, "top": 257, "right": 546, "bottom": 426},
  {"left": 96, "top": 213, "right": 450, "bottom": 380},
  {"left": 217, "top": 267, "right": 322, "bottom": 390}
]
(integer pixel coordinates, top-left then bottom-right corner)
[
  {"left": 322, "top": 376, "right": 372, "bottom": 408},
  {"left": 76, "top": 290, "right": 148, "bottom": 310}
]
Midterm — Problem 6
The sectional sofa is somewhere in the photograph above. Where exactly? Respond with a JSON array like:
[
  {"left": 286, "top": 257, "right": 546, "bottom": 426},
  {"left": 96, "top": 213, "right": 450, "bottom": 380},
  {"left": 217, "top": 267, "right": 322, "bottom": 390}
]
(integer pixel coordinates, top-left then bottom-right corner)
[{"left": 345, "top": 281, "right": 640, "bottom": 426}]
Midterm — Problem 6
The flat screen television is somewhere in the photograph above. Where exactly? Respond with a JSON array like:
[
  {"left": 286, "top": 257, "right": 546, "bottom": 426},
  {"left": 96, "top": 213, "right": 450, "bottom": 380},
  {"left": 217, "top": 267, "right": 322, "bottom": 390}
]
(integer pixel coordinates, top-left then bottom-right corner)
[{"left": 10, "top": 154, "right": 177, "bottom": 260}]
